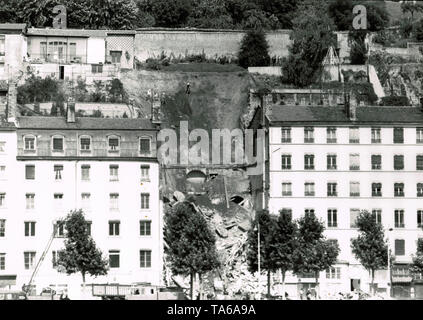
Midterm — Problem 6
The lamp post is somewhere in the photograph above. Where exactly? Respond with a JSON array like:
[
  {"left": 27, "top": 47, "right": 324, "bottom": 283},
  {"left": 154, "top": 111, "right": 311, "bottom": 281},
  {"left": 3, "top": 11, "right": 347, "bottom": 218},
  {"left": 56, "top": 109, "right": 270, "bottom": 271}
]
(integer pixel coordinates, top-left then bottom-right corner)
[
  {"left": 387, "top": 227, "right": 393, "bottom": 298},
  {"left": 257, "top": 221, "right": 261, "bottom": 300}
]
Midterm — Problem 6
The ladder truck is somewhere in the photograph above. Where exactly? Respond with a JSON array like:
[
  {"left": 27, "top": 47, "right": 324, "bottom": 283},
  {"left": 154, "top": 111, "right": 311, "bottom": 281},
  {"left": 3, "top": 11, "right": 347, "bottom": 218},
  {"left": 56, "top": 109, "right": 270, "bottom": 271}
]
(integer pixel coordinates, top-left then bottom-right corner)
[{"left": 22, "top": 220, "right": 64, "bottom": 298}]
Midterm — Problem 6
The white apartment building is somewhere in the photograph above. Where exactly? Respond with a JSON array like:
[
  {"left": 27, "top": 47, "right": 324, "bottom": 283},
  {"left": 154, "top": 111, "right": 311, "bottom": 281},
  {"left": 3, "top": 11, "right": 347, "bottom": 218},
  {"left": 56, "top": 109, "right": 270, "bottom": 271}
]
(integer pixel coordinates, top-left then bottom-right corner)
[
  {"left": 0, "top": 106, "right": 163, "bottom": 297},
  {"left": 251, "top": 104, "right": 423, "bottom": 298}
]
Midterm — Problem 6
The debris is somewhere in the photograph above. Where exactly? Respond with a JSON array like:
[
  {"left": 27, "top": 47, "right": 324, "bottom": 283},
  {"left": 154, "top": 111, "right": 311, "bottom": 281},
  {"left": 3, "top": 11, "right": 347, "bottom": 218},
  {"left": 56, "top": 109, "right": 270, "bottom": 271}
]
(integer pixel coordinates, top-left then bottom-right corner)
[
  {"left": 238, "top": 219, "right": 251, "bottom": 232},
  {"left": 224, "top": 219, "right": 237, "bottom": 229},
  {"left": 173, "top": 190, "right": 185, "bottom": 202},
  {"left": 215, "top": 225, "right": 229, "bottom": 238}
]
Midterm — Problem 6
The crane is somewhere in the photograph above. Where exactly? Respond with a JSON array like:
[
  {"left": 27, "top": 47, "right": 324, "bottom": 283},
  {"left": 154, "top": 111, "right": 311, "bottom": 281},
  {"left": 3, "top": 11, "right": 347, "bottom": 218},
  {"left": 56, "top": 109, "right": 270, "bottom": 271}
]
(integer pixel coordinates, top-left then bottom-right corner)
[{"left": 22, "top": 219, "right": 64, "bottom": 297}]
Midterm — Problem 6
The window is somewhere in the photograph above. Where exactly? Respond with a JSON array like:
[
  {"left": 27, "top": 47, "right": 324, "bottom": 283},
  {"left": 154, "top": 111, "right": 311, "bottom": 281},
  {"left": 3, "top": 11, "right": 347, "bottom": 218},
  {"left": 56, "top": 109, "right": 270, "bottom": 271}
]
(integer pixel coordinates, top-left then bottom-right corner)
[
  {"left": 0, "top": 141, "right": 5, "bottom": 153},
  {"left": 304, "top": 127, "right": 314, "bottom": 143},
  {"left": 417, "top": 155, "right": 423, "bottom": 170},
  {"left": 394, "top": 183, "right": 405, "bottom": 197},
  {"left": 109, "top": 221, "right": 120, "bottom": 236},
  {"left": 81, "top": 165, "right": 90, "bottom": 181},
  {"left": 304, "top": 154, "right": 314, "bottom": 170},
  {"left": 0, "top": 219, "right": 5, "bottom": 237},
  {"left": 0, "top": 253, "right": 4, "bottom": 270},
  {"left": 54, "top": 165, "right": 63, "bottom": 180},
  {"left": 327, "top": 127, "right": 337, "bottom": 143},
  {"left": 54, "top": 221, "right": 65, "bottom": 237},
  {"left": 52, "top": 250, "right": 64, "bottom": 269},
  {"left": 0, "top": 165, "right": 5, "bottom": 179},
  {"left": 110, "top": 193, "right": 119, "bottom": 211},
  {"left": 372, "top": 209, "right": 382, "bottom": 224},
  {"left": 395, "top": 210, "right": 405, "bottom": 228},
  {"left": 54, "top": 193, "right": 63, "bottom": 212},
  {"left": 327, "top": 183, "right": 337, "bottom": 197},
  {"left": 371, "top": 155, "right": 382, "bottom": 170},
  {"left": 372, "top": 183, "right": 382, "bottom": 197},
  {"left": 109, "top": 250, "right": 120, "bottom": 268},
  {"left": 0, "top": 193, "right": 5, "bottom": 208},
  {"left": 80, "top": 136, "right": 91, "bottom": 151},
  {"left": 86, "top": 221, "right": 92, "bottom": 235},
  {"left": 327, "top": 154, "right": 337, "bottom": 170},
  {"left": 305, "top": 209, "right": 315, "bottom": 215},
  {"left": 371, "top": 128, "right": 381, "bottom": 143},
  {"left": 140, "top": 221, "right": 151, "bottom": 236},
  {"left": 326, "top": 267, "right": 341, "bottom": 279},
  {"left": 25, "top": 165, "right": 35, "bottom": 180},
  {"left": 394, "top": 155, "right": 404, "bottom": 170},
  {"left": 24, "top": 252, "right": 36, "bottom": 270},
  {"left": 418, "top": 183, "right": 423, "bottom": 197},
  {"left": 81, "top": 193, "right": 91, "bottom": 211},
  {"left": 24, "top": 136, "right": 36, "bottom": 151},
  {"left": 26, "top": 194, "right": 35, "bottom": 210},
  {"left": 395, "top": 239, "right": 405, "bottom": 256},
  {"left": 110, "top": 51, "right": 122, "bottom": 64},
  {"left": 109, "top": 165, "right": 119, "bottom": 181},
  {"left": 52, "top": 136, "right": 64, "bottom": 152},
  {"left": 350, "top": 209, "right": 360, "bottom": 228},
  {"left": 349, "top": 154, "right": 360, "bottom": 170},
  {"left": 141, "top": 165, "right": 150, "bottom": 181},
  {"left": 141, "top": 193, "right": 150, "bottom": 209},
  {"left": 281, "top": 208, "right": 292, "bottom": 218},
  {"left": 327, "top": 209, "right": 337, "bottom": 228},
  {"left": 418, "top": 210, "right": 423, "bottom": 228},
  {"left": 281, "top": 127, "right": 291, "bottom": 143},
  {"left": 282, "top": 183, "right": 292, "bottom": 196},
  {"left": 304, "top": 182, "right": 315, "bottom": 196},
  {"left": 0, "top": 36, "right": 4, "bottom": 56},
  {"left": 417, "top": 128, "right": 423, "bottom": 143},
  {"left": 139, "top": 137, "right": 151, "bottom": 154},
  {"left": 140, "top": 250, "right": 151, "bottom": 268},
  {"left": 281, "top": 155, "right": 291, "bottom": 170},
  {"left": 394, "top": 127, "right": 404, "bottom": 143},
  {"left": 24, "top": 222, "right": 36, "bottom": 237},
  {"left": 350, "top": 182, "right": 360, "bottom": 197},
  {"left": 69, "top": 42, "right": 76, "bottom": 60},
  {"left": 349, "top": 127, "right": 359, "bottom": 143},
  {"left": 108, "top": 136, "right": 120, "bottom": 152},
  {"left": 91, "top": 64, "right": 103, "bottom": 73}
]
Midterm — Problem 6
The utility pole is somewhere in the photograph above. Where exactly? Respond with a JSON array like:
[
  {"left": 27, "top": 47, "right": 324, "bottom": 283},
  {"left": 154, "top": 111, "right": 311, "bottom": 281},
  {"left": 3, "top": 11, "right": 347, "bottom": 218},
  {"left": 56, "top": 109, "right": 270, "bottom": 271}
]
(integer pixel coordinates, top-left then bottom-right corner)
[
  {"left": 387, "top": 227, "right": 393, "bottom": 298},
  {"left": 257, "top": 221, "right": 261, "bottom": 300}
]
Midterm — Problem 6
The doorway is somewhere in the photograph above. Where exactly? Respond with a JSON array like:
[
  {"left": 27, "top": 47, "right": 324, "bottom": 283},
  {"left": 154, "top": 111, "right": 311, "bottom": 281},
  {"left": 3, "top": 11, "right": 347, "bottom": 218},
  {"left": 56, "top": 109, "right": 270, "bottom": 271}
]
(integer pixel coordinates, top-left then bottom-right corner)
[
  {"left": 59, "top": 65, "right": 65, "bottom": 80},
  {"left": 351, "top": 279, "right": 360, "bottom": 291}
]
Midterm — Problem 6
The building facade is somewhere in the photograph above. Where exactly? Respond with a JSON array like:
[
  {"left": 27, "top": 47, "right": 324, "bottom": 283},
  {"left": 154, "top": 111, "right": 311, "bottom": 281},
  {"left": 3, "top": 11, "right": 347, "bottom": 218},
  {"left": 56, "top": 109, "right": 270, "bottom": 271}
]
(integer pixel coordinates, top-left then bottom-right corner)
[
  {"left": 0, "top": 107, "right": 163, "bottom": 297},
  {"left": 250, "top": 103, "right": 423, "bottom": 298}
]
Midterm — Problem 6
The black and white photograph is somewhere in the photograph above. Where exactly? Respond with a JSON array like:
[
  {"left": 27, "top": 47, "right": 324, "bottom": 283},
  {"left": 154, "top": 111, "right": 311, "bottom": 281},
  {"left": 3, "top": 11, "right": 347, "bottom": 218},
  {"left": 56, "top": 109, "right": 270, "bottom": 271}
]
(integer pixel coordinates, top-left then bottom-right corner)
[{"left": 0, "top": 0, "right": 422, "bottom": 314}]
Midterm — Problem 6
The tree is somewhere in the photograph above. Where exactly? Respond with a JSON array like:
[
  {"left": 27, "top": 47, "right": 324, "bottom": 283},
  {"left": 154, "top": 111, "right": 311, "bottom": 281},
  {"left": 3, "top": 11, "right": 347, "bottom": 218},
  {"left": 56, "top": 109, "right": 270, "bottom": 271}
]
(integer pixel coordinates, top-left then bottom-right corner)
[
  {"left": 238, "top": 29, "right": 270, "bottom": 68},
  {"left": 363, "top": 2, "right": 390, "bottom": 32},
  {"left": 0, "top": 0, "right": 19, "bottom": 23},
  {"left": 415, "top": 18, "right": 423, "bottom": 41},
  {"left": 411, "top": 238, "right": 423, "bottom": 278},
  {"left": 268, "top": 209, "right": 297, "bottom": 299},
  {"left": 57, "top": 210, "right": 109, "bottom": 292},
  {"left": 139, "top": 0, "right": 192, "bottom": 28},
  {"left": 88, "top": 0, "right": 138, "bottom": 30},
  {"left": 401, "top": 1, "right": 423, "bottom": 20},
  {"left": 328, "top": 0, "right": 354, "bottom": 31},
  {"left": 107, "top": 78, "right": 126, "bottom": 103},
  {"left": 349, "top": 30, "right": 368, "bottom": 65},
  {"left": 257, "top": 0, "right": 297, "bottom": 29},
  {"left": 164, "top": 201, "right": 220, "bottom": 299},
  {"left": 351, "top": 210, "right": 388, "bottom": 295},
  {"left": 281, "top": 0, "right": 336, "bottom": 87},
  {"left": 246, "top": 210, "right": 278, "bottom": 297},
  {"left": 186, "top": 0, "right": 233, "bottom": 29},
  {"left": 293, "top": 210, "right": 339, "bottom": 298}
]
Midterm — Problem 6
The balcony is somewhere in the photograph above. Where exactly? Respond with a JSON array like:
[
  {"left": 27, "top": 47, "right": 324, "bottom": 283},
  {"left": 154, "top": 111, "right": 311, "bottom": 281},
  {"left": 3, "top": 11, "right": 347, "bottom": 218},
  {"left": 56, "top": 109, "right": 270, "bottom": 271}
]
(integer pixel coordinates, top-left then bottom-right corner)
[{"left": 28, "top": 53, "right": 88, "bottom": 64}]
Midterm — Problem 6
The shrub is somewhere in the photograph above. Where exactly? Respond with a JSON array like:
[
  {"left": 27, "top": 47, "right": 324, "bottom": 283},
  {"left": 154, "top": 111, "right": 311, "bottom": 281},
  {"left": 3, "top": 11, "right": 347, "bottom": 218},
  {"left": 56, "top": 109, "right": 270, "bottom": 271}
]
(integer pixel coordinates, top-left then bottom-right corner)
[
  {"left": 238, "top": 29, "right": 270, "bottom": 69},
  {"left": 380, "top": 96, "right": 410, "bottom": 106}
]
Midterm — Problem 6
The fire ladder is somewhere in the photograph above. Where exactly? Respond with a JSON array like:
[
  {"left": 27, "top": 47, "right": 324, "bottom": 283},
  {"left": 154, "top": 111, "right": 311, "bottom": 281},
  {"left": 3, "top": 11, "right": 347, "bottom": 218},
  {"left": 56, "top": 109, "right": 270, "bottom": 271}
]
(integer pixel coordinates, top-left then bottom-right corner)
[{"left": 23, "top": 220, "right": 63, "bottom": 296}]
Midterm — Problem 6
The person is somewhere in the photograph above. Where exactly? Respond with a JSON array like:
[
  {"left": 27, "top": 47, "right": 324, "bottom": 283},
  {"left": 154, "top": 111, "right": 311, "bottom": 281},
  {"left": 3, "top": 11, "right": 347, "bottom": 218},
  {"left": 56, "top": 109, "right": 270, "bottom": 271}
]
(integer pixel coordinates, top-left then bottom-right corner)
[
  {"left": 186, "top": 82, "right": 191, "bottom": 95},
  {"left": 299, "top": 288, "right": 304, "bottom": 300},
  {"left": 284, "top": 292, "right": 290, "bottom": 300},
  {"left": 306, "top": 289, "right": 312, "bottom": 300}
]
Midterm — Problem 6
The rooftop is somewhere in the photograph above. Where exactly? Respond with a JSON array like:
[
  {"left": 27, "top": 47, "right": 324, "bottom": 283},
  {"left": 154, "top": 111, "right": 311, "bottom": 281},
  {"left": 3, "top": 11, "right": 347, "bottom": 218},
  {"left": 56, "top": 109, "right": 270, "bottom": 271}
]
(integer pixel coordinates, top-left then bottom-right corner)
[
  {"left": 17, "top": 116, "right": 156, "bottom": 130},
  {"left": 267, "top": 105, "right": 423, "bottom": 125},
  {"left": 0, "top": 23, "right": 27, "bottom": 34},
  {"left": 27, "top": 27, "right": 108, "bottom": 38}
]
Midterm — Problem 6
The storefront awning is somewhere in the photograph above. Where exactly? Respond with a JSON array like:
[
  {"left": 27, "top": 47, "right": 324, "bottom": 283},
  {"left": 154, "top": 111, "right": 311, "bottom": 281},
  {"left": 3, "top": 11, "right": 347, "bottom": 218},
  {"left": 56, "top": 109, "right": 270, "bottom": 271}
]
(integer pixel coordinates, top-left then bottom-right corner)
[
  {"left": 0, "top": 275, "right": 16, "bottom": 286},
  {"left": 392, "top": 276, "right": 413, "bottom": 284}
]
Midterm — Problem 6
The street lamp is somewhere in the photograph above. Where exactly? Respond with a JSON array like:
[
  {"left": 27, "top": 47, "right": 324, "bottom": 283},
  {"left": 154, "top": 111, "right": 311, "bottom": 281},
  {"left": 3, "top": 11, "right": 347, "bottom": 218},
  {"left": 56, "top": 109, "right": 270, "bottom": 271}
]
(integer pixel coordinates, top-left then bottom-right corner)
[{"left": 387, "top": 227, "right": 393, "bottom": 298}]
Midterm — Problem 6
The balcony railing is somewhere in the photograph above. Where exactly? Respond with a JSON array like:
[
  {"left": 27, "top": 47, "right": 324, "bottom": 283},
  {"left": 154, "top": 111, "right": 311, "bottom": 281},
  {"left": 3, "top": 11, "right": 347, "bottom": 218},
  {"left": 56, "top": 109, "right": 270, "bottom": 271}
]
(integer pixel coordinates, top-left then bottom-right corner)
[{"left": 28, "top": 53, "right": 88, "bottom": 64}]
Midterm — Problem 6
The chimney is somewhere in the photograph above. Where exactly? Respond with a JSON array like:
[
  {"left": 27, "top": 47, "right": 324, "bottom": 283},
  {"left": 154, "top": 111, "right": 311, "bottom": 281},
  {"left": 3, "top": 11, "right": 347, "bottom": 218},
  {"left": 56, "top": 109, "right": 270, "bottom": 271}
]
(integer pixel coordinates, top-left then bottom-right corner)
[
  {"left": 66, "top": 97, "right": 76, "bottom": 123},
  {"left": 6, "top": 81, "right": 17, "bottom": 122},
  {"left": 344, "top": 92, "right": 357, "bottom": 121}
]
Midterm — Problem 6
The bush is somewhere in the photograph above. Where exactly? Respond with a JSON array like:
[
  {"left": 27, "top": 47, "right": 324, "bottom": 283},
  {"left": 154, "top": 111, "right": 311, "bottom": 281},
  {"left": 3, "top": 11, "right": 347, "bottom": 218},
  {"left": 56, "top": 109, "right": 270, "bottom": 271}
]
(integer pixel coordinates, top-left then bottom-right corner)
[
  {"left": 380, "top": 96, "right": 410, "bottom": 106},
  {"left": 415, "top": 18, "right": 423, "bottom": 41},
  {"left": 238, "top": 29, "right": 270, "bottom": 69}
]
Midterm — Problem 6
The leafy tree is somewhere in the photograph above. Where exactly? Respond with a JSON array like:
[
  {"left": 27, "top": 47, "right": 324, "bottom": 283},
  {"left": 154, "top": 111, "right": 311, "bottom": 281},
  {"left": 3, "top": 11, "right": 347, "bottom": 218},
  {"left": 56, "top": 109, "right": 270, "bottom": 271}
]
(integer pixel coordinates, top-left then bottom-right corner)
[
  {"left": 91, "top": 109, "right": 104, "bottom": 118},
  {"left": 107, "top": 78, "right": 126, "bottom": 103},
  {"left": 281, "top": 0, "right": 336, "bottom": 87},
  {"left": 351, "top": 210, "right": 388, "bottom": 295},
  {"left": 246, "top": 210, "right": 278, "bottom": 297},
  {"left": 0, "top": 0, "right": 19, "bottom": 23},
  {"left": 349, "top": 30, "right": 368, "bottom": 65},
  {"left": 362, "top": 2, "right": 389, "bottom": 32},
  {"left": 401, "top": 1, "right": 423, "bottom": 20},
  {"left": 91, "top": 80, "right": 105, "bottom": 102},
  {"left": 268, "top": 209, "right": 297, "bottom": 299},
  {"left": 410, "top": 239, "right": 423, "bottom": 277},
  {"left": 139, "top": 0, "right": 192, "bottom": 28},
  {"left": 328, "top": 0, "right": 354, "bottom": 31},
  {"left": 88, "top": 0, "right": 138, "bottom": 30},
  {"left": 75, "top": 77, "right": 88, "bottom": 102},
  {"left": 257, "top": 0, "right": 297, "bottom": 29},
  {"left": 164, "top": 201, "right": 220, "bottom": 299},
  {"left": 293, "top": 210, "right": 339, "bottom": 298},
  {"left": 57, "top": 210, "right": 109, "bottom": 291},
  {"left": 16, "top": 0, "right": 61, "bottom": 27},
  {"left": 187, "top": 0, "right": 233, "bottom": 29},
  {"left": 238, "top": 29, "right": 270, "bottom": 68}
]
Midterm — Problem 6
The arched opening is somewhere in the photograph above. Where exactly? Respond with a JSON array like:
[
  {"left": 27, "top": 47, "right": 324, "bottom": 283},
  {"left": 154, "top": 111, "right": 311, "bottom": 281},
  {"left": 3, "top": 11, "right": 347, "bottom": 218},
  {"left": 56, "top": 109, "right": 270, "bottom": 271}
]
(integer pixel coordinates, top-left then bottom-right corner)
[
  {"left": 186, "top": 170, "right": 207, "bottom": 194},
  {"left": 230, "top": 195, "right": 244, "bottom": 204}
]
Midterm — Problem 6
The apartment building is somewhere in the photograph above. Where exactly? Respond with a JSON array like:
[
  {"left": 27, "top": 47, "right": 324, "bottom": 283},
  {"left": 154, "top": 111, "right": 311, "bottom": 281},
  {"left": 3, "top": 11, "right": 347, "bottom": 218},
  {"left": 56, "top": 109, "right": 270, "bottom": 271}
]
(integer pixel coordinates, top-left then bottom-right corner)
[
  {"left": 249, "top": 102, "right": 423, "bottom": 298},
  {"left": 0, "top": 104, "right": 162, "bottom": 296}
]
